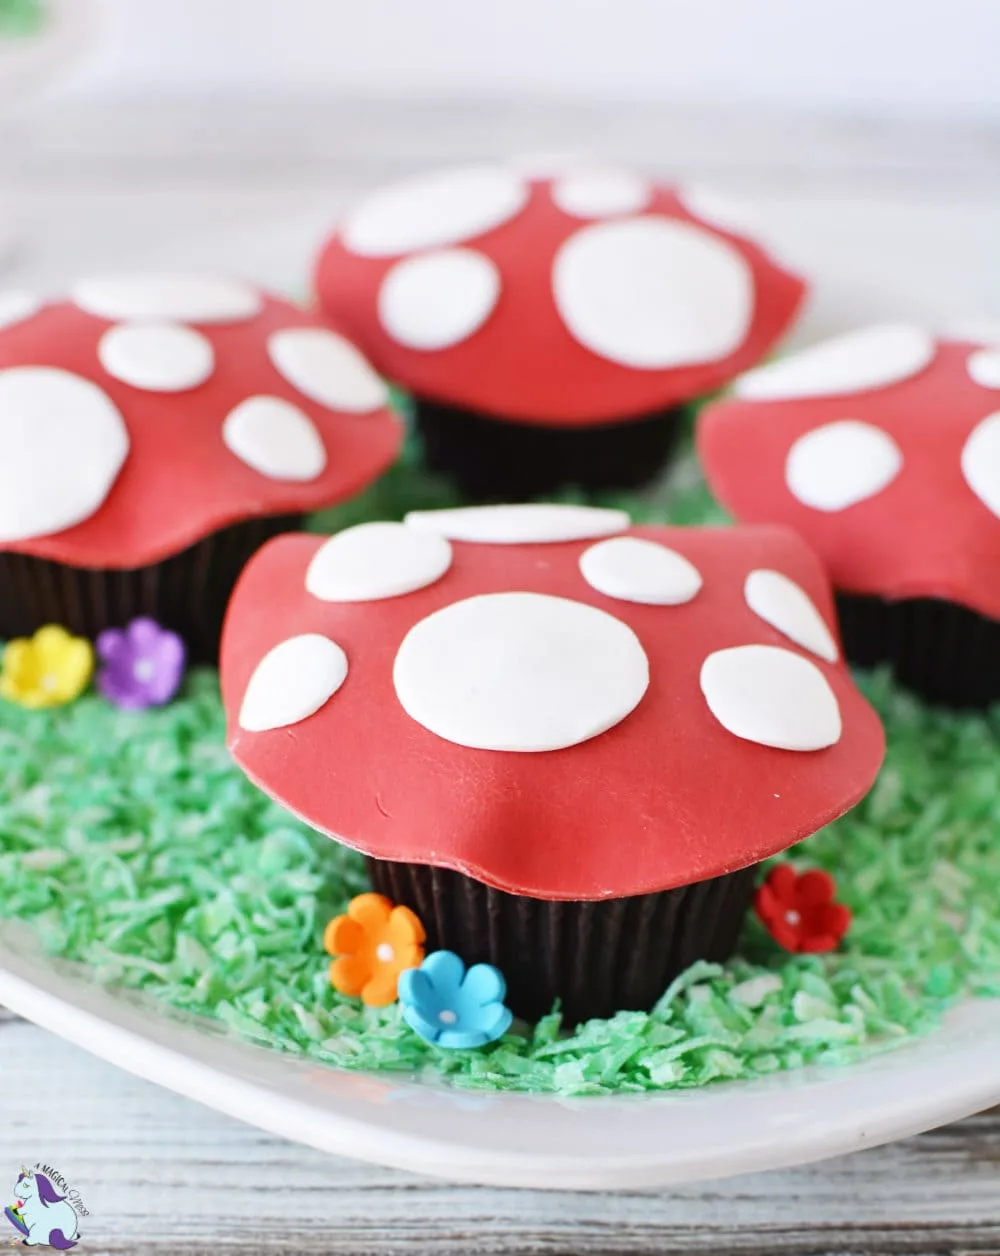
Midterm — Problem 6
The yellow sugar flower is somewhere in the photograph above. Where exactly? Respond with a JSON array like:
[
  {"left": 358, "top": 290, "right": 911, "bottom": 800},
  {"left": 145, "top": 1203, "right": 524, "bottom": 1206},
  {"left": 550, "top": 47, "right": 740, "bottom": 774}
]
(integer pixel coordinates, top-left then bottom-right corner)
[{"left": 1, "top": 625, "right": 94, "bottom": 709}]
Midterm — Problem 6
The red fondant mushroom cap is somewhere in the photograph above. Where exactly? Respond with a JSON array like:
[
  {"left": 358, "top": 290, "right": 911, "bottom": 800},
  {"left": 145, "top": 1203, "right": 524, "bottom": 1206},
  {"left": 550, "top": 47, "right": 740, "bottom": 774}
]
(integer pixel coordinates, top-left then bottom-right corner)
[
  {"left": 220, "top": 504, "right": 883, "bottom": 901},
  {"left": 0, "top": 276, "right": 402, "bottom": 568},
  {"left": 698, "top": 323, "right": 1000, "bottom": 618},
  {"left": 314, "top": 163, "right": 807, "bottom": 425}
]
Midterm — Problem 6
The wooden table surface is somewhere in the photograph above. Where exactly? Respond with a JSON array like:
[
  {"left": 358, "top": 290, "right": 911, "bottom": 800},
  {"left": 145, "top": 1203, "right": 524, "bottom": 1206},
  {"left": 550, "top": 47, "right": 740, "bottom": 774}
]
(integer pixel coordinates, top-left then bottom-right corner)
[{"left": 0, "top": 96, "right": 999, "bottom": 1255}]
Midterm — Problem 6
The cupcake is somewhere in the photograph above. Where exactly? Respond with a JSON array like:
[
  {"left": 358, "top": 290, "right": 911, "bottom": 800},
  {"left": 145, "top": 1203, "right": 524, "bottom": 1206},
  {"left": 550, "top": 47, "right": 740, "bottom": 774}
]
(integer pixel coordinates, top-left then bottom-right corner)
[
  {"left": 314, "top": 163, "right": 807, "bottom": 500},
  {"left": 698, "top": 323, "right": 1000, "bottom": 707},
  {"left": 220, "top": 504, "right": 883, "bottom": 1024},
  {"left": 0, "top": 275, "right": 402, "bottom": 660}
]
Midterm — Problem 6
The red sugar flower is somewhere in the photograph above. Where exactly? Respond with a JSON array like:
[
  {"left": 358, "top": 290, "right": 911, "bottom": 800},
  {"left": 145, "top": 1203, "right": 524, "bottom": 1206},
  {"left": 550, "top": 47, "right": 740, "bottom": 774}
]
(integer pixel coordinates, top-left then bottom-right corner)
[{"left": 754, "top": 864, "right": 850, "bottom": 953}]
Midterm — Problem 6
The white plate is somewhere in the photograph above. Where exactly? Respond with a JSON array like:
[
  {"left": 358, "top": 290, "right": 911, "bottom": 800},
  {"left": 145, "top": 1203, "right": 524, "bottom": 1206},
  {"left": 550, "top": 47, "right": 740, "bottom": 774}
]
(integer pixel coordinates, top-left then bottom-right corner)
[
  {"left": 2, "top": 921, "right": 999, "bottom": 1190},
  {"left": 0, "top": 0, "right": 95, "bottom": 103}
]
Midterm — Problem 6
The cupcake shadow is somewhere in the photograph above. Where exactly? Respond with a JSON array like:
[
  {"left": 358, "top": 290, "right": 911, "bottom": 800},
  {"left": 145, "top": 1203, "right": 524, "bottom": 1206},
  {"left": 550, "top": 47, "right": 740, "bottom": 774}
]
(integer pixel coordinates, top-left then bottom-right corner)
[
  {"left": 368, "top": 858, "right": 756, "bottom": 1025},
  {"left": 837, "top": 593, "right": 1000, "bottom": 709},
  {"left": 415, "top": 398, "right": 684, "bottom": 502},
  {"left": 0, "top": 514, "right": 301, "bottom": 664}
]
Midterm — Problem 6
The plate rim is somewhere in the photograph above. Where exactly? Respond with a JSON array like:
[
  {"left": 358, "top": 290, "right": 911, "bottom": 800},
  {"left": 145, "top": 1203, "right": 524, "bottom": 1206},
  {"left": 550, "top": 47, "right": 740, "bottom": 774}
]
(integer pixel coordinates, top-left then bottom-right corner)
[{"left": 3, "top": 933, "right": 1000, "bottom": 1190}]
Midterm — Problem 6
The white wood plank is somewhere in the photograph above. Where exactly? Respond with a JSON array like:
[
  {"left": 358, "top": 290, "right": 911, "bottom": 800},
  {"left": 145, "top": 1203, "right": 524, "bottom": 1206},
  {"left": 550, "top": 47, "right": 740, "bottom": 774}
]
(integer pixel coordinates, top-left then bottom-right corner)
[
  {"left": 9, "top": 99, "right": 1000, "bottom": 194},
  {"left": 1, "top": 1019, "right": 1000, "bottom": 1254}
]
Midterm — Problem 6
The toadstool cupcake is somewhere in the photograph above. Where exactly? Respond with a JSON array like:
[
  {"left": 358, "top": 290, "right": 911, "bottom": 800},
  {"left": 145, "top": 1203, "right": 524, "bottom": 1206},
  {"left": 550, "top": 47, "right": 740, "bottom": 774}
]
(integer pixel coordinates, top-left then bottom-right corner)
[
  {"left": 220, "top": 503, "right": 883, "bottom": 1024},
  {"left": 314, "top": 163, "right": 807, "bottom": 500},
  {"left": 698, "top": 323, "right": 1000, "bottom": 707},
  {"left": 0, "top": 275, "right": 402, "bottom": 659}
]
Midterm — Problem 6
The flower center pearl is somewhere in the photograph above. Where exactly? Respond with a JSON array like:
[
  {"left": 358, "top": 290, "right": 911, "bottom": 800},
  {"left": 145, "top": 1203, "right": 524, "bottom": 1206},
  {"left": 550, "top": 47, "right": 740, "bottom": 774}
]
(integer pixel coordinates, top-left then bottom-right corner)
[
  {"left": 133, "top": 658, "right": 156, "bottom": 683},
  {"left": 40, "top": 673, "right": 59, "bottom": 692},
  {"left": 438, "top": 1009, "right": 458, "bottom": 1025},
  {"left": 785, "top": 909, "right": 802, "bottom": 927},
  {"left": 375, "top": 942, "right": 395, "bottom": 963}
]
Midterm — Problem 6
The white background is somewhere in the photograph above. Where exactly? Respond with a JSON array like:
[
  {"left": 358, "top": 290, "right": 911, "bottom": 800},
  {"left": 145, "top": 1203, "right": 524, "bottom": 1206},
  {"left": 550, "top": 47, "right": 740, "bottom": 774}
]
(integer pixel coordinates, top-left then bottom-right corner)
[{"left": 66, "top": 0, "right": 1000, "bottom": 119}]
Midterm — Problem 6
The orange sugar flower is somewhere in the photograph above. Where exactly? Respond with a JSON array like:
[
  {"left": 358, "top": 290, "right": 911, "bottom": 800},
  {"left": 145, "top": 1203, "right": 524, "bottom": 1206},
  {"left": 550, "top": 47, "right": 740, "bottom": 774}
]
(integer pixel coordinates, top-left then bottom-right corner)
[{"left": 324, "top": 892, "right": 426, "bottom": 1007}]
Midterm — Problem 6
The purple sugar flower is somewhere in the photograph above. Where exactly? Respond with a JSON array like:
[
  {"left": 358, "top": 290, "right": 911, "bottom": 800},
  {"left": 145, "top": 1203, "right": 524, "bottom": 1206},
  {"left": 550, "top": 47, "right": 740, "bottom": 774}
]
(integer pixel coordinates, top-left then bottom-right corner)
[{"left": 96, "top": 617, "right": 186, "bottom": 710}]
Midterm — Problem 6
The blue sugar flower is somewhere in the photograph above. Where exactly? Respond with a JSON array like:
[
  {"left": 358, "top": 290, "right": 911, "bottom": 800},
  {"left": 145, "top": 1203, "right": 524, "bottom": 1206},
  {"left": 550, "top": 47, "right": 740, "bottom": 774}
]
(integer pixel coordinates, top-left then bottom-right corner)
[{"left": 398, "top": 950, "right": 513, "bottom": 1049}]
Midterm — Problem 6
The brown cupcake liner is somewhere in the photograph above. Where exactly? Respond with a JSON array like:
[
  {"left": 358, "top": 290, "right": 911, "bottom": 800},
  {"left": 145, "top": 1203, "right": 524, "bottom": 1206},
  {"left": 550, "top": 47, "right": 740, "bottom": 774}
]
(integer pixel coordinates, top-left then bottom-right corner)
[
  {"left": 0, "top": 514, "right": 302, "bottom": 664},
  {"left": 836, "top": 593, "right": 1000, "bottom": 709},
  {"left": 366, "top": 857, "right": 757, "bottom": 1025},
  {"left": 414, "top": 397, "right": 684, "bottom": 502}
]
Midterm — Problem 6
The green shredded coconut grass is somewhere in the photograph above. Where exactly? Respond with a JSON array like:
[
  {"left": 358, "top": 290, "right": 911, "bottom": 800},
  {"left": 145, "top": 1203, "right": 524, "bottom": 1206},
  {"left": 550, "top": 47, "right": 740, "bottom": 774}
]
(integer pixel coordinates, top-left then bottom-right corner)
[
  {"left": 1, "top": 439, "right": 999, "bottom": 1095},
  {"left": 0, "top": 0, "right": 45, "bottom": 37}
]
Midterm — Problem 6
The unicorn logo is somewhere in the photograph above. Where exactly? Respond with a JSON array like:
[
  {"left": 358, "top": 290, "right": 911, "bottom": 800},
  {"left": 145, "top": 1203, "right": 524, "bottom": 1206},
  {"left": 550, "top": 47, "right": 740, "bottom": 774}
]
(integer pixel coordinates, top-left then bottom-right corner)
[{"left": 4, "top": 1168, "right": 81, "bottom": 1249}]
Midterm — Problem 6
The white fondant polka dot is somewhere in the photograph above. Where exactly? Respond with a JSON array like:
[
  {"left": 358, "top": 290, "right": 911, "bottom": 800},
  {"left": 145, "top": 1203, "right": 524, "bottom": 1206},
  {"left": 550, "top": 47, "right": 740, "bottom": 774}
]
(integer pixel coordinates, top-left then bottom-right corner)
[
  {"left": 223, "top": 396, "right": 327, "bottom": 482},
  {"left": 579, "top": 536, "right": 702, "bottom": 605},
  {"left": 0, "top": 367, "right": 129, "bottom": 543},
  {"left": 676, "top": 186, "right": 760, "bottom": 238},
  {"left": 404, "top": 503, "right": 630, "bottom": 545},
  {"left": 961, "top": 411, "right": 1000, "bottom": 519},
  {"left": 744, "top": 569, "right": 838, "bottom": 662},
  {"left": 968, "top": 348, "right": 1000, "bottom": 390},
  {"left": 551, "top": 169, "right": 651, "bottom": 219},
  {"left": 72, "top": 275, "right": 262, "bottom": 324},
  {"left": 239, "top": 634, "right": 348, "bottom": 733},
  {"left": 378, "top": 249, "right": 500, "bottom": 351},
  {"left": 306, "top": 521, "right": 452, "bottom": 602},
  {"left": 341, "top": 165, "right": 529, "bottom": 258},
  {"left": 552, "top": 217, "right": 753, "bottom": 369},
  {"left": 268, "top": 328, "right": 388, "bottom": 414},
  {"left": 700, "top": 644, "right": 842, "bottom": 752},
  {"left": 735, "top": 325, "right": 935, "bottom": 400},
  {"left": 786, "top": 420, "right": 902, "bottom": 512},
  {"left": 98, "top": 322, "right": 214, "bottom": 392},
  {"left": 393, "top": 591, "right": 649, "bottom": 753},
  {"left": 0, "top": 291, "right": 42, "bottom": 330}
]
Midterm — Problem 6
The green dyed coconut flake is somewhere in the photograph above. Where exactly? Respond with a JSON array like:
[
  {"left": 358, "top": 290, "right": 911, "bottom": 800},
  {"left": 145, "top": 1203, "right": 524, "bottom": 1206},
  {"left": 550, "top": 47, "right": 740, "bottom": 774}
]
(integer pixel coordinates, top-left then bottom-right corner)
[
  {"left": 1, "top": 667, "right": 999, "bottom": 1095},
  {"left": 3, "top": 663, "right": 1000, "bottom": 1097},
  {"left": 2, "top": 444, "right": 1000, "bottom": 1096},
  {"left": 0, "top": 0, "right": 45, "bottom": 37}
]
